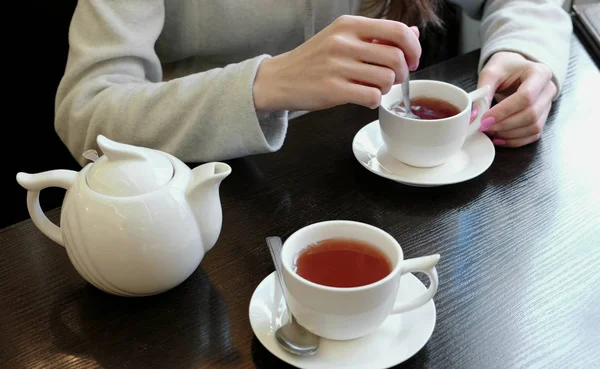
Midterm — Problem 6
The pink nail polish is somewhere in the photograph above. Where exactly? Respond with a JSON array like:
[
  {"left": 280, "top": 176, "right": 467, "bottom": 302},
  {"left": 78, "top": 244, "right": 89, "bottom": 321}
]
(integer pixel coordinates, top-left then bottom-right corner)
[
  {"left": 493, "top": 138, "right": 506, "bottom": 146},
  {"left": 480, "top": 116, "right": 495, "bottom": 131},
  {"left": 409, "top": 60, "right": 420, "bottom": 71},
  {"left": 471, "top": 108, "right": 479, "bottom": 118}
]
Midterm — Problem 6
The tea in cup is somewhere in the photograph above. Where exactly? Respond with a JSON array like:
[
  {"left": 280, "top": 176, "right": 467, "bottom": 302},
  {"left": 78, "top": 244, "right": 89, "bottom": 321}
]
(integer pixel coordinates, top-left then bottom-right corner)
[
  {"left": 379, "top": 80, "right": 491, "bottom": 167},
  {"left": 281, "top": 220, "right": 440, "bottom": 341}
]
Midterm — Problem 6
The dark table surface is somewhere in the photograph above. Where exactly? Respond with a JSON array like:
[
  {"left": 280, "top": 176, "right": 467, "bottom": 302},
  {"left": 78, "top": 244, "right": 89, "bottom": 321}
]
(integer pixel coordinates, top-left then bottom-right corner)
[{"left": 2, "top": 34, "right": 599, "bottom": 369}]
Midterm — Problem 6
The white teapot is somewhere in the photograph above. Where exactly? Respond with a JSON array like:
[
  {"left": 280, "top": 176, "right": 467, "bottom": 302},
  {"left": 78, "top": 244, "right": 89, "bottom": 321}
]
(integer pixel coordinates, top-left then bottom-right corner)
[{"left": 16, "top": 135, "right": 231, "bottom": 296}]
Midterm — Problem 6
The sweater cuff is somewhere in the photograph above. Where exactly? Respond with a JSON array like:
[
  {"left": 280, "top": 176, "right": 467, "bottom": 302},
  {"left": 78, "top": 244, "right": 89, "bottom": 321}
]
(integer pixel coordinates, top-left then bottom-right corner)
[{"left": 242, "top": 54, "right": 289, "bottom": 155}]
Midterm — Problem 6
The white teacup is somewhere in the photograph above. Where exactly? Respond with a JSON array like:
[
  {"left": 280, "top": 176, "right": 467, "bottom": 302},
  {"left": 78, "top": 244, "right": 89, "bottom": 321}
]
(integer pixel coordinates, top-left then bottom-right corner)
[
  {"left": 281, "top": 220, "right": 440, "bottom": 341},
  {"left": 379, "top": 80, "right": 490, "bottom": 167}
]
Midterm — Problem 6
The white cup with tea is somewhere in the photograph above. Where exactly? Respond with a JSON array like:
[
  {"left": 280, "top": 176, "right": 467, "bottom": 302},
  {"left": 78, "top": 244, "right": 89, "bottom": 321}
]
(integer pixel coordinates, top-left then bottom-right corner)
[
  {"left": 378, "top": 80, "right": 491, "bottom": 167},
  {"left": 281, "top": 220, "right": 440, "bottom": 341}
]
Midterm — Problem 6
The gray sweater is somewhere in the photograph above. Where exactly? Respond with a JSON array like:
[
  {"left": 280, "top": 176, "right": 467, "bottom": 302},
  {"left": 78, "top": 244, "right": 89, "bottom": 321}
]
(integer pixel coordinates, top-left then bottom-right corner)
[{"left": 56, "top": 0, "right": 572, "bottom": 166}]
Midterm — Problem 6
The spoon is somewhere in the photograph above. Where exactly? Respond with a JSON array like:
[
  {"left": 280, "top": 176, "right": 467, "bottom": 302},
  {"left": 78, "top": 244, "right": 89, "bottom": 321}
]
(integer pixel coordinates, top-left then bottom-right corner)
[
  {"left": 265, "top": 236, "right": 320, "bottom": 356},
  {"left": 401, "top": 77, "right": 420, "bottom": 119}
]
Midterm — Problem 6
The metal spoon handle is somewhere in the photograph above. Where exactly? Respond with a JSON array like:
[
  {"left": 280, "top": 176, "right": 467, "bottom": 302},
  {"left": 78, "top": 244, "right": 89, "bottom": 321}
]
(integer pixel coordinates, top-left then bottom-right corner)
[
  {"left": 402, "top": 79, "right": 412, "bottom": 112},
  {"left": 266, "top": 236, "right": 289, "bottom": 301}
]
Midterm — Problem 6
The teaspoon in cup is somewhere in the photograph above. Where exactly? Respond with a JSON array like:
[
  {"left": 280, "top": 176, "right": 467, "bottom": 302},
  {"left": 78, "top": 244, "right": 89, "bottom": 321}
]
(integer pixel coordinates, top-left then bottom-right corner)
[
  {"left": 401, "top": 77, "right": 420, "bottom": 120},
  {"left": 265, "top": 236, "right": 320, "bottom": 356}
]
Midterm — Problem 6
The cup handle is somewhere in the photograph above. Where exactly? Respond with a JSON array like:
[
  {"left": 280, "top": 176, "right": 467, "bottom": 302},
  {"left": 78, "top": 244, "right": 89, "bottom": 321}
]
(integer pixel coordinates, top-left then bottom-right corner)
[
  {"left": 391, "top": 254, "right": 440, "bottom": 314},
  {"left": 467, "top": 85, "right": 491, "bottom": 137}
]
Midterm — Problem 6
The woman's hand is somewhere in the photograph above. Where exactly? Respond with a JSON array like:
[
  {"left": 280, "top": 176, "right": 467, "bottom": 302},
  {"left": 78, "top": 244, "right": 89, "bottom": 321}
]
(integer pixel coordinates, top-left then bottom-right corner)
[
  {"left": 253, "top": 15, "right": 421, "bottom": 112},
  {"left": 476, "top": 51, "right": 557, "bottom": 147}
]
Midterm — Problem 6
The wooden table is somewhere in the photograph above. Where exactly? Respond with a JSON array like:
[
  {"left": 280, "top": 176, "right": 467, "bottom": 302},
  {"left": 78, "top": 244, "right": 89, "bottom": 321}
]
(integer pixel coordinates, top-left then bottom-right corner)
[{"left": 2, "top": 35, "right": 599, "bottom": 369}]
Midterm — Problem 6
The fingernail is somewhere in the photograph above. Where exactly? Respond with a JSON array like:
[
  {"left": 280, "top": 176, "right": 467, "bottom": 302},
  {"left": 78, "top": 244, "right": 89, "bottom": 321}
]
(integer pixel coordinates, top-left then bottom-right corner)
[
  {"left": 471, "top": 108, "right": 479, "bottom": 119},
  {"left": 479, "top": 116, "right": 495, "bottom": 132},
  {"left": 409, "top": 60, "right": 419, "bottom": 71},
  {"left": 410, "top": 26, "right": 420, "bottom": 38},
  {"left": 493, "top": 138, "right": 506, "bottom": 146}
]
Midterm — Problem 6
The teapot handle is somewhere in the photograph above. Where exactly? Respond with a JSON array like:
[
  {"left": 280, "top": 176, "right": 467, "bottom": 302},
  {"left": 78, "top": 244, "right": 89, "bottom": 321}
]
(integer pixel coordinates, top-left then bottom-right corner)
[{"left": 16, "top": 170, "right": 78, "bottom": 247}]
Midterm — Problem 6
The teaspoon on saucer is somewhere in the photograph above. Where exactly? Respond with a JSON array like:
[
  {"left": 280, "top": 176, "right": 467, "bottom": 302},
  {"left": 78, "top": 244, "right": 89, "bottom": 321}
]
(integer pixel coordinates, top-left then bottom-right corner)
[{"left": 265, "top": 236, "right": 320, "bottom": 356}]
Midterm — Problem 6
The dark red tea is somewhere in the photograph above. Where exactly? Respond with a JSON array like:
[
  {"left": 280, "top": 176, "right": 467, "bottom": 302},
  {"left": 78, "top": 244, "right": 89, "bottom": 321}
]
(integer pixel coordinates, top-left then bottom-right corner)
[
  {"left": 389, "top": 97, "right": 461, "bottom": 120},
  {"left": 295, "top": 238, "right": 392, "bottom": 288}
]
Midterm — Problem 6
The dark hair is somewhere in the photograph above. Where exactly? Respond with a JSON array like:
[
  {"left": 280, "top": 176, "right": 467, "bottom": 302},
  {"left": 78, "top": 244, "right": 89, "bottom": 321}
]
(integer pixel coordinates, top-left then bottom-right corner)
[{"left": 361, "top": 0, "right": 442, "bottom": 27}]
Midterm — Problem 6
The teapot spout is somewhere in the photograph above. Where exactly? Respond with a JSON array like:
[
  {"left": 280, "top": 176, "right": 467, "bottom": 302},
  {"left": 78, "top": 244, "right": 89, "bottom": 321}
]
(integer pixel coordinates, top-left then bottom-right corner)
[{"left": 186, "top": 162, "right": 232, "bottom": 253}]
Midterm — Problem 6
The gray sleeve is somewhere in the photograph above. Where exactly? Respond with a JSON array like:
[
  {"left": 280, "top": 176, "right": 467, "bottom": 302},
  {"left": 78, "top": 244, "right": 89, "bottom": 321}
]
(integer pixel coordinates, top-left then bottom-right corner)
[{"left": 55, "top": 0, "right": 288, "bottom": 167}]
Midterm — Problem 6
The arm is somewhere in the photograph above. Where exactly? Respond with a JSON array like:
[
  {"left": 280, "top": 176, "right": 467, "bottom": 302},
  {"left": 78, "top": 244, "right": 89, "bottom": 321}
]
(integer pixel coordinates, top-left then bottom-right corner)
[
  {"left": 55, "top": 0, "right": 288, "bottom": 166},
  {"left": 478, "top": 0, "right": 572, "bottom": 96}
]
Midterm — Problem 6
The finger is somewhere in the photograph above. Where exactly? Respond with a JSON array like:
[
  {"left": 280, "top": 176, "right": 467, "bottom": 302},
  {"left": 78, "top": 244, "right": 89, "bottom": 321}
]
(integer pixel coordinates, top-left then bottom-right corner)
[
  {"left": 342, "top": 61, "right": 395, "bottom": 94},
  {"left": 470, "top": 106, "right": 479, "bottom": 123},
  {"left": 342, "top": 81, "right": 382, "bottom": 109},
  {"left": 489, "top": 81, "right": 556, "bottom": 132},
  {"left": 477, "top": 67, "right": 504, "bottom": 104},
  {"left": 349, "top": 17, "right": 421, "bottom": 70},
  {"left": 493, "top": 103, "right": 551, "bottom": 140},
  {"left": 483, "top": 66, "right": 552, "bottom": 123},
  {"left": 358, "top": 42, "right": 409, "bottom": 83},
  {"left": 410, "top": 26, "right": 419, "bottom": 38},
  {"left": 371, "top": 26, "right": 418, "bottom": 72},
  {"left": 373, "top": 25, "right": 418, "bottom": 43},
  {"left": 493, "top": 133, "right": 541, "bottom": 148}
]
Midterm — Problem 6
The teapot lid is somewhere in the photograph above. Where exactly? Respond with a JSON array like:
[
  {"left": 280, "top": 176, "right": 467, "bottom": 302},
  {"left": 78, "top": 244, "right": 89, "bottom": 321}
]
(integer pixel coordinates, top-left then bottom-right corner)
[{"left": 85, "top": 135, "right": 173, "bottom": 197}]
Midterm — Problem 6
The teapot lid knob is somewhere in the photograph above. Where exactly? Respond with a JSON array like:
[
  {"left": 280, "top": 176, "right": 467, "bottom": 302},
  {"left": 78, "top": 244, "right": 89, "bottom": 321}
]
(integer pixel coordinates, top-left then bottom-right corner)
[{"left": 85, "top": 135, "right": 174, "bottom": 197}]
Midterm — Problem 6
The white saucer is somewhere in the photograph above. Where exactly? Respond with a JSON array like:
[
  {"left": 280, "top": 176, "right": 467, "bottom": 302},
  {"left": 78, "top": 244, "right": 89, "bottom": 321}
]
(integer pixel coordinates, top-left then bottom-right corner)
[
  {"left": 352, "top": 120, "right": 495, "bottom": 187},
  {"left": 249, "top": 272, "right": 436, "bottom": 369}
]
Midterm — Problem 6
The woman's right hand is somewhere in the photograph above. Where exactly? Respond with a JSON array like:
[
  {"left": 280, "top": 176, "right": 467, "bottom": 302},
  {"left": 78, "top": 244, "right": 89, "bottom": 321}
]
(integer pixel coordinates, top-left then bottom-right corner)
[{"left": 253, "top": 15, "right": 421, "bottom": 112}]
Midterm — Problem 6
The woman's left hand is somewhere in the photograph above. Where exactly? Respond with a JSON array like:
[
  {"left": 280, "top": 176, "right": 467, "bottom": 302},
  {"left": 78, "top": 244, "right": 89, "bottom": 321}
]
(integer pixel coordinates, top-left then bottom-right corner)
[{"left": 475, "top": 51, "right": 557, "bottom": 147}]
